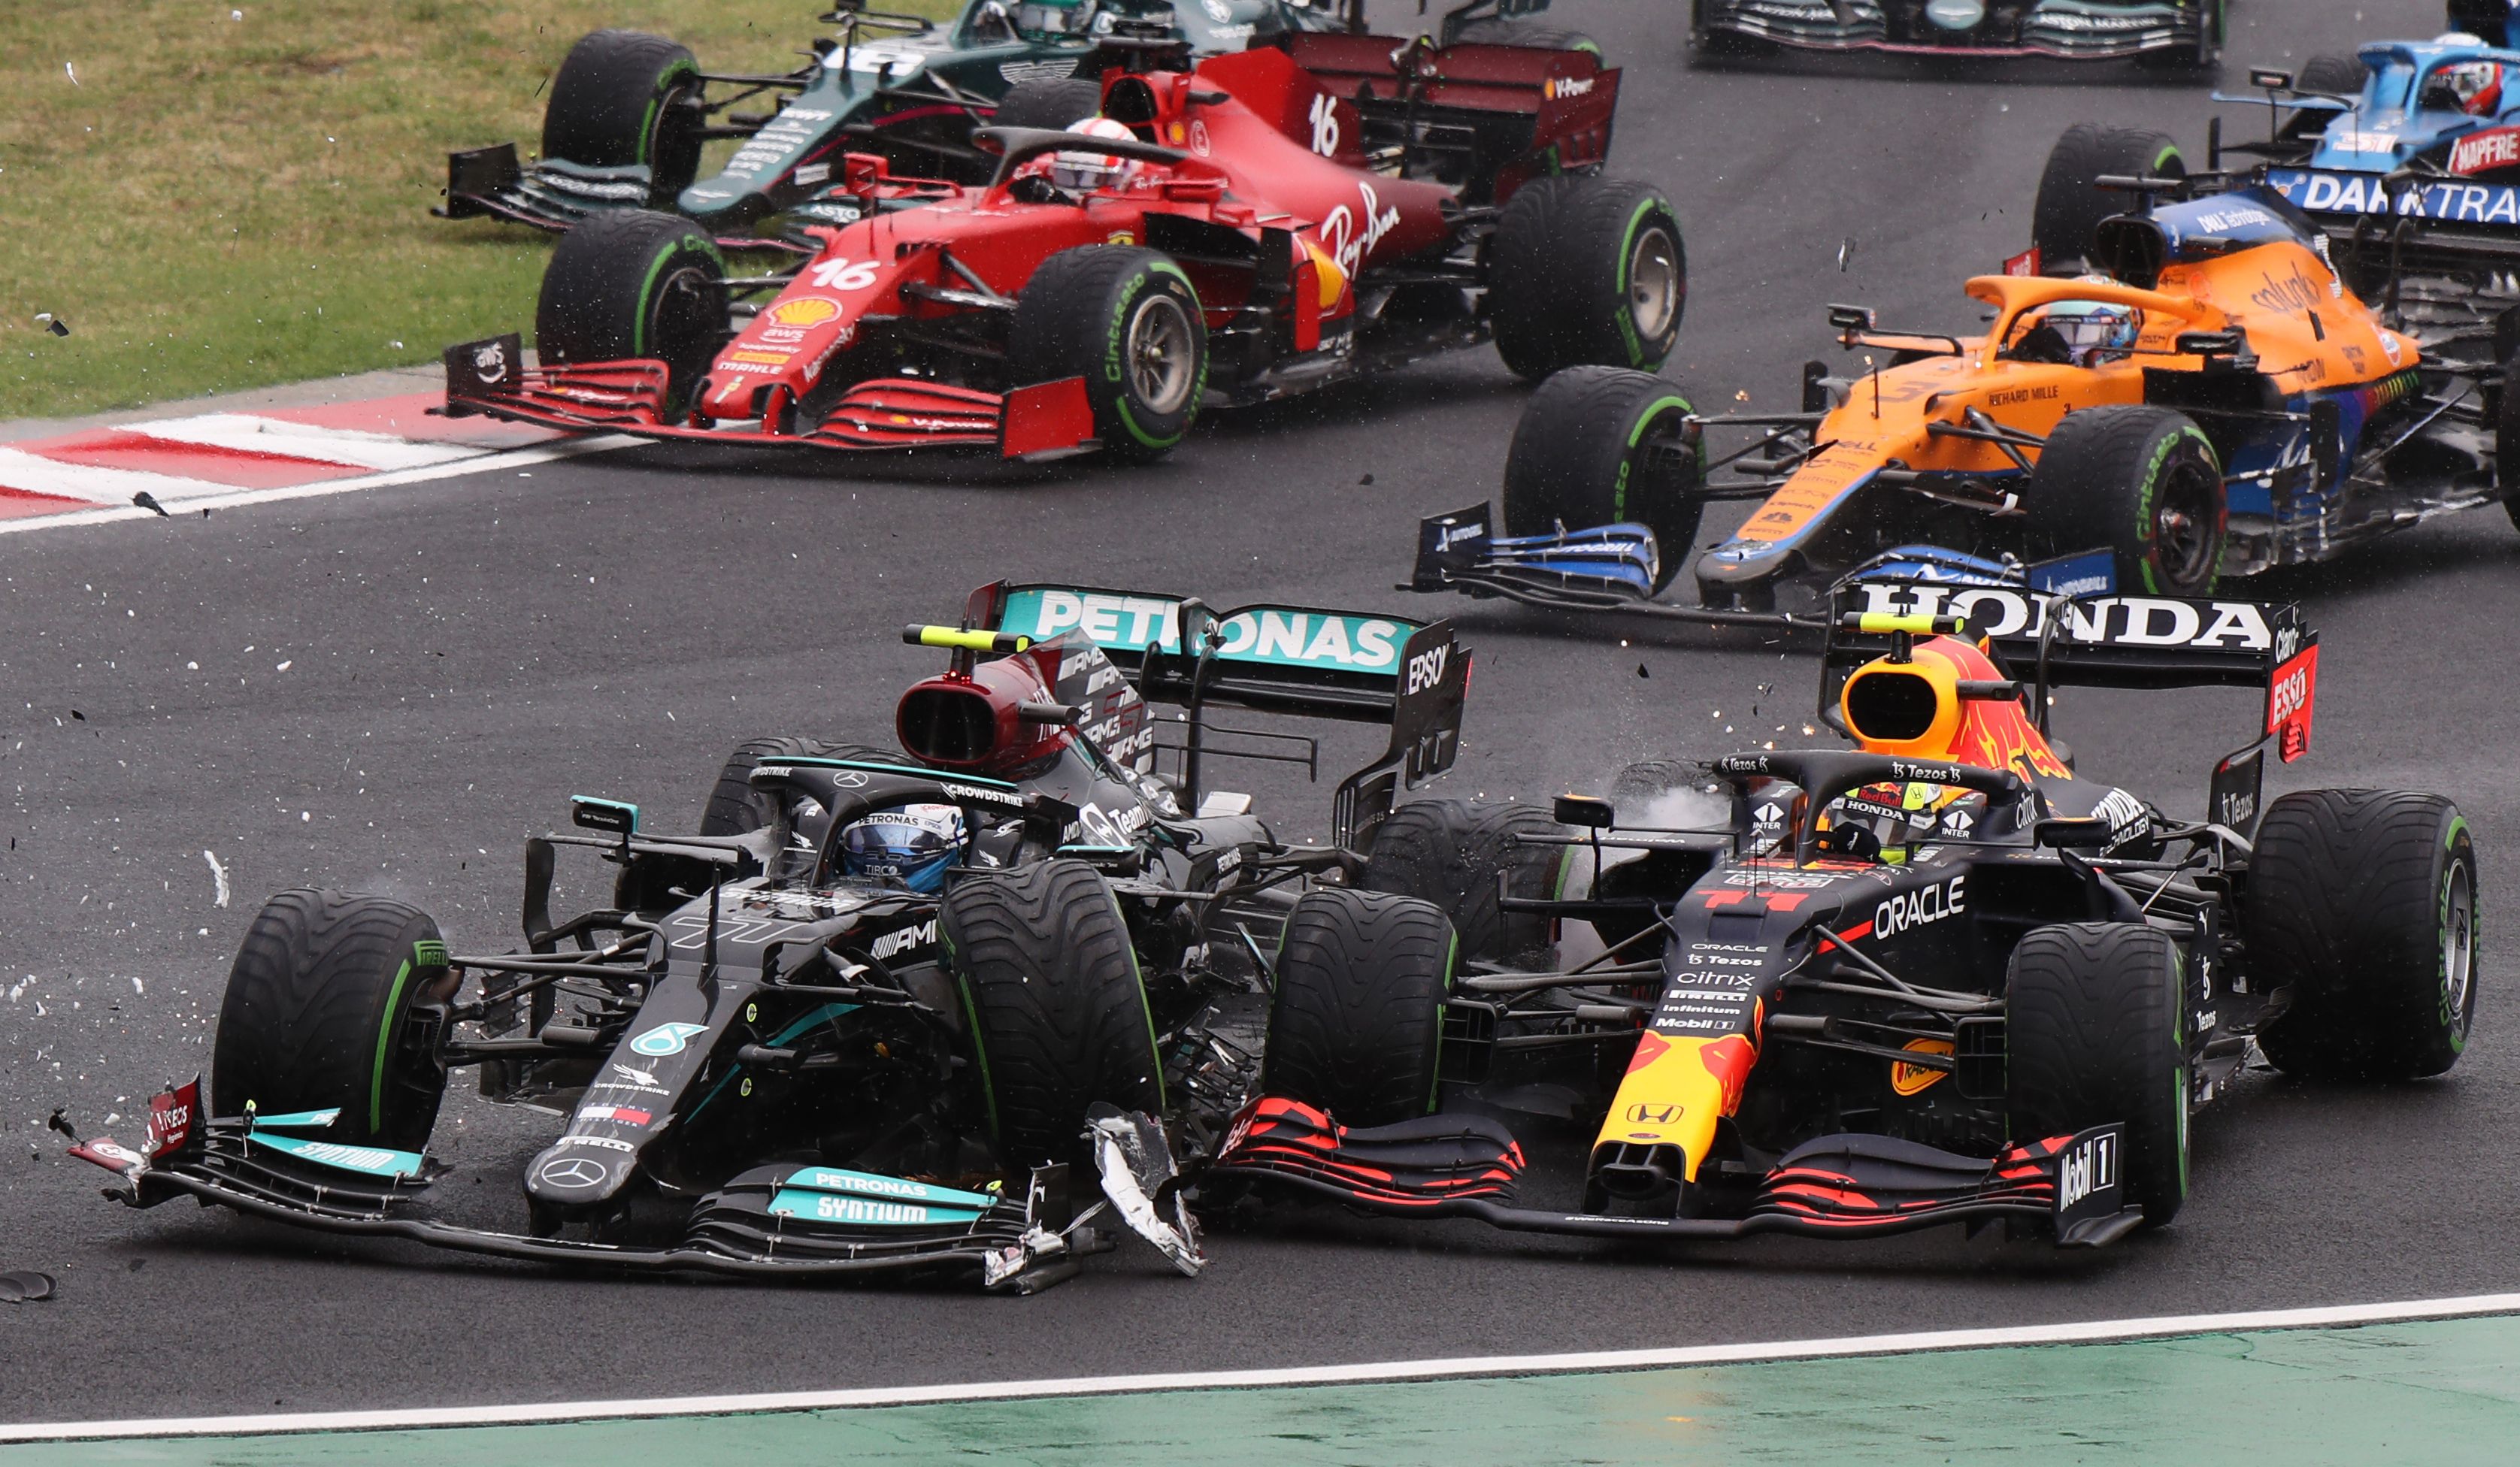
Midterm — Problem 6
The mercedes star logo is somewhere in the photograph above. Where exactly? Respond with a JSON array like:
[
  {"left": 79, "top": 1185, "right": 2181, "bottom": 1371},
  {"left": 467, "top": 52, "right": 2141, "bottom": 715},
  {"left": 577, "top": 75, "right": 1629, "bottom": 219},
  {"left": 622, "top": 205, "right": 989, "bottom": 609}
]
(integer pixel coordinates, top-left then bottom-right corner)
[
  {"left": 537, "top": 1156, "right": 607, "bottom": 1190},
  {"left": 834, "top": 770, "right": 871, "bottom": 788}
]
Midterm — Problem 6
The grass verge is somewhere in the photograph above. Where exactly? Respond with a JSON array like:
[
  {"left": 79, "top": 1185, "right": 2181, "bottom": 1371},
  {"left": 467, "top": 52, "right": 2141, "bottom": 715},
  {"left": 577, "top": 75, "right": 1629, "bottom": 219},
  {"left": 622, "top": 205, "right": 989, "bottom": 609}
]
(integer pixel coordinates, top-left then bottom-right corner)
[{"left": 0, "top": 0, "right": 950, "bottom": 420}]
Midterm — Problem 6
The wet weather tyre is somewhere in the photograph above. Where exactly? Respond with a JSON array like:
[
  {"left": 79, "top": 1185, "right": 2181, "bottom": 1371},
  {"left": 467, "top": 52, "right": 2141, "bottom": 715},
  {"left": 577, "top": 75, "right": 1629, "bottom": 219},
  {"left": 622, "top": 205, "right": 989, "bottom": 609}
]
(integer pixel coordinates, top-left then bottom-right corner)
[
  {"left": 2297, "top": 54, "right": 2370, "bottom": 98},
  {"left": 536, "top": 209, "right": 728, "bottom": 419},
  {"left": 1265, "top": 888, "right": 1457, "bottom": 1125},
  {"left": 1361, "top": 800, "right": 1570, "bottom": 963},
  {"left": 2006, "top": 922, "right": 2191, "bottom": 1227},
  {"left": 1609, "top": 759, "right": 1697, "bottom": 815},
  {"left": 2023, "top": 404, "right": 2224, "bottom": 594},
  {"left": 989, "top": 77, "right": 1107, "bottom": 130},
  {"left": 1501, "top": 366, "right": 1705, "bottom": 591},
  {"left": 541, "top": 30, "right": 704, "bottom": 206},
  {"left": 2033, "top": 126, "right": 2185, "bottom": 268},
  {"left": 942, "top": 860, "right": 1165, "bottom": 1166},
  {"left": 700, "top": 737, "right": 906, "bottom": 836},
  {"left": 1008, "top": 246, "right": 1206, "bottom": 463},
  {"left": 1490, "top": 177, "right": 1685, "bottom": 379},
  {"left": 2243, "top": 790, "right": 2479, "bottom": 1080},
  {"left": 211, "top": 891, "right": 453, "bottom": 1151}
]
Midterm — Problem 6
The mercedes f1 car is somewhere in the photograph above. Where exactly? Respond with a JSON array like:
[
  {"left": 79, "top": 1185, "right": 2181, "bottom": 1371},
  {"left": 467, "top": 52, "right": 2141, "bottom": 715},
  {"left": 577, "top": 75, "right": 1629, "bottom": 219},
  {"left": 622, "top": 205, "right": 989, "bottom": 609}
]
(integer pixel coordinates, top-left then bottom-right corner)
[
  {"left": 438, "top": 24, "right": 1675, "bottom": 462},
  {"left": 1690, "top": 0, "right": 2222, "bottom": 68},
  {"left": 1410, "top": 174, "right": 2515, "bottom": 625},
  {"left": 1209, "top": 581, "right": 2481, "bottom": 1245},
  {"left": 440, "top": 1, "right": 1585, "bottom": 237},
  {"left": 63, "top": 581, "right": 1477, "bottom": 1291}
]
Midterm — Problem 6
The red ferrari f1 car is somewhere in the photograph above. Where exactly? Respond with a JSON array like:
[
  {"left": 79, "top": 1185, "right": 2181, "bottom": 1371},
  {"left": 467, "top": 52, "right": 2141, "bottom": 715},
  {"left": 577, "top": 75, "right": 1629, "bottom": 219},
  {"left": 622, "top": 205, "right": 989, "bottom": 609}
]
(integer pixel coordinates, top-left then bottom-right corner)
[{"left": 441, "top": 25, "right": 1682, "bottom": 462}]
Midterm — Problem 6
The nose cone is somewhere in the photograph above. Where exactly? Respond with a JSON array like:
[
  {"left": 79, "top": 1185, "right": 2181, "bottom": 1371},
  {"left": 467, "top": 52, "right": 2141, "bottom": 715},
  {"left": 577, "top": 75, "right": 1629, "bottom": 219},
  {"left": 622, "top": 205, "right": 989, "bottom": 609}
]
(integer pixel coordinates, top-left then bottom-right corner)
[
  {"left": 526, "top": 1143, "right": 632, "bottom": 1208},
  {"left": 1924, "top": 0, "right": 1985, "bottom": 30},
  {"left": 1694, "top": 537, "right": 1792, "bottom": 585}
]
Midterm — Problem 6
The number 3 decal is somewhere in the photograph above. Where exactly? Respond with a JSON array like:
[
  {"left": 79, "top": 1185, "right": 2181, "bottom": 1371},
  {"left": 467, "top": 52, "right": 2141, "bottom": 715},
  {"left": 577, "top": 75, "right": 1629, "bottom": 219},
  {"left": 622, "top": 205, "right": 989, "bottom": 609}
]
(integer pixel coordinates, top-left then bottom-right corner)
[{"left": 809, "top": 257, "right": 881, "bottom": 292}]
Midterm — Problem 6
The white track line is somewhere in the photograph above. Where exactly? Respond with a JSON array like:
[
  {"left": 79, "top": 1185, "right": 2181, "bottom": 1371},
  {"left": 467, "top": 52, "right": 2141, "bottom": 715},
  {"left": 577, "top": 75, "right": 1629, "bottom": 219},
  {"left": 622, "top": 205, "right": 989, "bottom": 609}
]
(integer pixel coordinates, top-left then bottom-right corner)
[
  {"left": 126, "top": 413, "right": 486, "bottom": 471},
  {"left": 0, "top": 435, "right": 639, "bottom": 536},
  {"left": 6, "top": 1290, "right": 2518, "bottom": 1444}
]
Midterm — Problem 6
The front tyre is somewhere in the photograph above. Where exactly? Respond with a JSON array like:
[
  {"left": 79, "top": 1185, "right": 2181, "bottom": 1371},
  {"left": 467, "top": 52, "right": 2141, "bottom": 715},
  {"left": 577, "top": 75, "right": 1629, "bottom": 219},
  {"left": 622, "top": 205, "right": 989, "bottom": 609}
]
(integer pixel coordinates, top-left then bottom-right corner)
[
  {"left": 1008, "top": 246, "right": 1207, "bottom": 463},
  {"left": 2023, "top": 404, "right": 2224, "bottom": 594},
  {"left": 1265, "top": 888, "right": 1457, "bottom": 1126},
  {"left": 1501, "top": 366, "right": 1704, "bottom": 591},
  {"left": 942, "top": 860, "right": 1165, "bottom": 1166},
  {"left": 1490, "top": 177, "right": 1685, "bottom": 380},
  {"left": 2006, "top": 922, "right": 2191, "bottom": 1227},
  {"left": 535, "top": 210, "right": 728, "bottom": 419},
  {"left": 541, "top": 30, "right": 705, "bottom": 207},
  {"left": 2243, "top": 790, "right": 2479, "bottom": 1080},
  {"left": 212, "top": 891, "right": 455, "bottom": 1151}
]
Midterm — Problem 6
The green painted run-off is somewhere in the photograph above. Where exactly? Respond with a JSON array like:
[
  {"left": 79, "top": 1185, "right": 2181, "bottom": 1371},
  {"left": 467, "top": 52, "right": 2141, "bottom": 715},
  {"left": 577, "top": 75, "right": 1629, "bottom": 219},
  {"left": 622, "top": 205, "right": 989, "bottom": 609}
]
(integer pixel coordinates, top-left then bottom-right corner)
[{"left": 14, "top": 1314, "right": 2520, "bottom": 1464}]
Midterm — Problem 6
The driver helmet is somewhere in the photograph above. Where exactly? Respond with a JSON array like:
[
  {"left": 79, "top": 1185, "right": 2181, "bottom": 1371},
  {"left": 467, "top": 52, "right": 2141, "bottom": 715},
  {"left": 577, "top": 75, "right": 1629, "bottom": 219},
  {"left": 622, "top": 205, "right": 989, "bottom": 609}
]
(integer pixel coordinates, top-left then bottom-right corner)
[
  {"left": 2445, "top": 59, "right": 2507, "bottom": 116},
  {"left": 1049, "top": 116, "right": 1141, "bottom": 193},
  {"left": 2036, "top": 298, "right": 2142, "bottom": 365},
  {"left": 838, "top": 802, "right": 965, "bottom": 892},
  {"left": 1820, "top": 781, "right": 1985, "bottom": 854}
]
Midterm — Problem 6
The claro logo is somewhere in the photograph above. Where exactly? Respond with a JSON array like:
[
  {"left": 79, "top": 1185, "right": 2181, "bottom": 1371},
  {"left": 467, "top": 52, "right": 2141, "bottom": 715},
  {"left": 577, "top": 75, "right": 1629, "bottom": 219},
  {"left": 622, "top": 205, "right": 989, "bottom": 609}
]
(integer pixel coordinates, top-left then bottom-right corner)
[{"left": 1874, "top": 875, "right": 1966, "bottom": 939}]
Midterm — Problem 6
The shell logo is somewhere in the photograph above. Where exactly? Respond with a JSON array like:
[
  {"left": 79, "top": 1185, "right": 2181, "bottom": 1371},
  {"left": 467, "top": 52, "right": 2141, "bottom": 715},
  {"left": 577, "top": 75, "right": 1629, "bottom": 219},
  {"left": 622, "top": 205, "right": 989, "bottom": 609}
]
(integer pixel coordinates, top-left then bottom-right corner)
[
  {"left": 769, "top": 298, "right": 841, "bottom": 328},
  {"left": 1890, "top": 1037, "right": 1955, "bottom": 1096},
  {"left": 1106, "top": 230, "right": 1137, "bottom": 246},
  {"left": 1301, "top": 237, "right": 1346, "bottom": 310}
]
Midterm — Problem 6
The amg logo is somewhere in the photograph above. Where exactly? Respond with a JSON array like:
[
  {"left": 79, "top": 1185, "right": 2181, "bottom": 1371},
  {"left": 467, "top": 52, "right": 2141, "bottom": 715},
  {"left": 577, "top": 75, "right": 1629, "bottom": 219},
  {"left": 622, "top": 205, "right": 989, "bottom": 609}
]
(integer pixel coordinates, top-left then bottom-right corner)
[
  {"left": 2058, "top": 1131, "right": 2119, "bottom": 1213},
  {"left": 871, "top": 918, "right": 938, "bottom": 961}
]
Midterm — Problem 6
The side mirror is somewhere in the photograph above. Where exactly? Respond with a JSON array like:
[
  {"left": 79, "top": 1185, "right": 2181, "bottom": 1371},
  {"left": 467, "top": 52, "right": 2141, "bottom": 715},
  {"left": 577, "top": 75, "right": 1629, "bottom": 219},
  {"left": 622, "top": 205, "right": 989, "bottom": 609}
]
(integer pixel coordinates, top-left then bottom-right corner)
[
  {"left": 1826, "top": 304, "right": 1877, "bottom": 333},
  {"left": 2033, "top": 817, "right": 2114, "bottom": 850},
  {"left": 2250, "top": 68, "right": 2294, "bottom": 91},
  {"left": 1554, "top": 794, "right": 1615, "bottom": 829},
  {"left": 571, "top": 796, "right": 640, "bottom": 836},
  {"left": 2174, "top": 330, "right": 2248, "bottom": 358}
]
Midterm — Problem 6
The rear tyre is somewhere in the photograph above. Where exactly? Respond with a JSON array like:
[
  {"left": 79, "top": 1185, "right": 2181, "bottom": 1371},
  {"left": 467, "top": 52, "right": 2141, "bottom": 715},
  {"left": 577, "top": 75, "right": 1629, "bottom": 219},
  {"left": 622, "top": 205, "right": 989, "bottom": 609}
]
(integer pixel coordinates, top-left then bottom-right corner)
[
  {"left": 1361, "top": 800, "right": 1569, "bottom": 963},
  {"left": 2023, "top": 404, "right": 2224, "bottom": 594},
  {"left": 1265, "top": 888, "right": 1457, "bottom": 1125},
  {"left": 2005, "top": 922, "right": 2191, "bottom": 1227},
  {"left": 1609, "top": 758, "right": 1698, "bottom": 815},
  {"left": 212, "top": 891, "right": 453, "bottom": 1151},
  {"left": 2032, "top": 126, "right": 2186, "bottom": 269},
  {"left": 2296, "top": 53, "right": 2370, "bottom": 99},
  {"left": 699, "top": 737, "right": 906, "bottom": 836},
  {"left": 541, "top": 30, "right": 705, "bottom": 207},
  {"left": 2243, "top": 790, "right": 2479, "bottom": 1080},
  {"left": 1490, "top": 178, "right": 1685, "bottom": 380},
  {"left": 1449, "top": 20, "right": 1602, "bottom": 54},
  {"left": 1501, "top": 366, "right": 1705, "bottom": 591},
  {"left": 990, "top": 77, "right": 1105, "bottom": 130},
  {"left": 536, "top": 209, "right": 728, "bottom": 419},
  {"left": 942, "top": 860, "right": 1165, "bottom": 1166},
  {"left": 1008, "top": 246, "right": 1207, "bottom": 463}
]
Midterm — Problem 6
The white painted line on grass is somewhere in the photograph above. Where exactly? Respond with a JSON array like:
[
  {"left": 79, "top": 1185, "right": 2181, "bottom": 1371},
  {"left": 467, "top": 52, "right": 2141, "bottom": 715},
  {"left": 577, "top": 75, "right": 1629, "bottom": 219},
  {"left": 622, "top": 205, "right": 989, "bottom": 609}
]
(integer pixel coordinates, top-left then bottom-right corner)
[
  {"left": 0, "top": 434, "right": 640, "bottom": 537},
  {"left": 127, "top": 413, "right": 486, "bottom": 470},
  {"left": 6, "top": 1290, "right": 2518, "bottom": 1444}
]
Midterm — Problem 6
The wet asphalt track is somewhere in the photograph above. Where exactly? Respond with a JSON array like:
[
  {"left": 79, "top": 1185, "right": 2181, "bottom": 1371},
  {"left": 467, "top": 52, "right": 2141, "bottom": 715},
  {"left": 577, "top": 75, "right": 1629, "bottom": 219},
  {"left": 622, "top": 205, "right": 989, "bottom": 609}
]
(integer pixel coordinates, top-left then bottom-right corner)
[{"left": 5, "top": 0, "right": 2516, "bottom": 1425}]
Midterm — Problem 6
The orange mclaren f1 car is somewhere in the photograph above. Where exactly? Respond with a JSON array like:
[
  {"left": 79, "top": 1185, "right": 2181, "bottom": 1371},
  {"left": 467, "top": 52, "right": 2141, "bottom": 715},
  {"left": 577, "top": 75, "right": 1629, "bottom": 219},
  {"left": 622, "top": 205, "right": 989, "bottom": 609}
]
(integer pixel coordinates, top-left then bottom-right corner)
[
  {"left": 1205, "top": 577, "right": 2479, "bottom": 1245},
  {"left": 1410, "top": 177, "right": 2518, "bottom": 625}
]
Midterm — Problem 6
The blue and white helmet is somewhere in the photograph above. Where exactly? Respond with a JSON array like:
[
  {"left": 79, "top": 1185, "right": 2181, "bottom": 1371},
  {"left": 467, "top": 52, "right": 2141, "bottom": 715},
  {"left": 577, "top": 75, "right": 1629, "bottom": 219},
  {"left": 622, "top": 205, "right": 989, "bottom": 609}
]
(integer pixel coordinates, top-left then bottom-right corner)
[{"left": 838, "top": 802, "right": 966, "bottom": 892}]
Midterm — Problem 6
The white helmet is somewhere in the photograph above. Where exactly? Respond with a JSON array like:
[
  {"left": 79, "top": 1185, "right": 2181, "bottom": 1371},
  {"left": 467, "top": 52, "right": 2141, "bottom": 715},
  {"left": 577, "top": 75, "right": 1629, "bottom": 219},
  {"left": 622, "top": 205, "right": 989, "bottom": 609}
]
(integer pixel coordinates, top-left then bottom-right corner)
[{"left": 1049, "top": 116, "right": 1140, "bottom": 193}]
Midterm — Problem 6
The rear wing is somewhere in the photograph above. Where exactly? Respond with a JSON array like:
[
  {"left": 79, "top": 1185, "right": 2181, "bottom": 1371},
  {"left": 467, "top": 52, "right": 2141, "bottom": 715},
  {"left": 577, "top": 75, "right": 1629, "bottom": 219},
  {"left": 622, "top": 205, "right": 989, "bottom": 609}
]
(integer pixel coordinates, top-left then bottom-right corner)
[
  {"left": 1825, "top": 579, "right": 2319, "bottom": 829},
  {"left": 966, "top": 581, "right": 1467, "bottom": 849}
]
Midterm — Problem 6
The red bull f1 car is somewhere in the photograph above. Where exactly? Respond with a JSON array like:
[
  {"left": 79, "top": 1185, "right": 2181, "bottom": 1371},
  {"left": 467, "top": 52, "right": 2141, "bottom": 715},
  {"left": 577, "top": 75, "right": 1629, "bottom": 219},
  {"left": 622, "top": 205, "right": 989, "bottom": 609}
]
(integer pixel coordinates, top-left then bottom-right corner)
[
  {"left": 1207, "top": 582, "right": 2480, "bottom": 1246},
  {"left": 440, "top": 26, "right": 1678, "bottom": 463}
]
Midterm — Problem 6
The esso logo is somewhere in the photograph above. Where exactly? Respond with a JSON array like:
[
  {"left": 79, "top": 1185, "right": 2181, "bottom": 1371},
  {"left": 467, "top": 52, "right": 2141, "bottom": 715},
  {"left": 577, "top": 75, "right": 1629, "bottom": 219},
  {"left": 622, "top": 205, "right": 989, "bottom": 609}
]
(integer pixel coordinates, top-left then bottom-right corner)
[
  {"left": 2270, "top": 667, "right": 2309, "bottom": 724},
  {"left": 1404, "top": 645, "right": 1449, "bottom": 697},
  {"left": 808, "top": 257, "right": 880, "bottom": 292}
]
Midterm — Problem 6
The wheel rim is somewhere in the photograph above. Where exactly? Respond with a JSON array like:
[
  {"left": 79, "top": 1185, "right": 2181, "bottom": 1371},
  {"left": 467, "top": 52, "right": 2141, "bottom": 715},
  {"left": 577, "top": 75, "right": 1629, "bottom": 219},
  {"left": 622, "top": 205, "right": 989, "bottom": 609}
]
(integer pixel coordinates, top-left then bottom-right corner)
[
  {"left": 647, "top": 262, "right": 723, "bottom": 385},
  {"left": 1126, "top": 294, "right": 1197, "bottom": 416},
  {"left": 2149, "top": 456, "right": 2222, "bottom": 589},
  {"left": 2444, "top": 861, "right": 2476, "bottom": 1027},
  {"left": 1626, "top": 224, "right": 1682, "bottom": 344}
]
